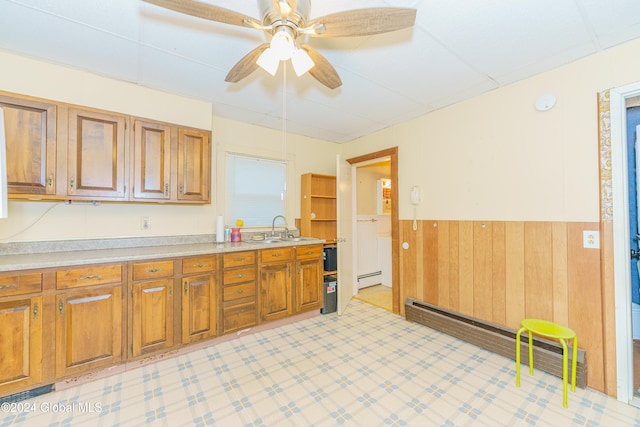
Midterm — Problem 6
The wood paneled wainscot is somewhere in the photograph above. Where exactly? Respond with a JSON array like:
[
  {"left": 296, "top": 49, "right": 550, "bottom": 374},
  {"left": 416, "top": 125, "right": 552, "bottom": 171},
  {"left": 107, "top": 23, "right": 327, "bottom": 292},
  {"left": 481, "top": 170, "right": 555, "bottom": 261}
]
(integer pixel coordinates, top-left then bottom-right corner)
[
  {"left": 399, "top": 220, "right": 606, "bottom": 393},
  {"left": 55, "top": 264, "right": 124, "bottom": 379},
  {"left": 0, "top": 272, "right": 44, "bottom": 395}
]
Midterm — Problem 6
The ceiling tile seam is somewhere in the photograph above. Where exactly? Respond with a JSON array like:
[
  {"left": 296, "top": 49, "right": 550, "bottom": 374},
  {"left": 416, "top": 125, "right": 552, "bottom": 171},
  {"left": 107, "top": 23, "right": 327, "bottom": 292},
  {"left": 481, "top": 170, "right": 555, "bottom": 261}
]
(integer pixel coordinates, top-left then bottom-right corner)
[
  {"left": 572, "top": 0, "right": 603, "bottom": 50},
  {"left": 413, "top": 24, "right": 501, "bottom": 88}
]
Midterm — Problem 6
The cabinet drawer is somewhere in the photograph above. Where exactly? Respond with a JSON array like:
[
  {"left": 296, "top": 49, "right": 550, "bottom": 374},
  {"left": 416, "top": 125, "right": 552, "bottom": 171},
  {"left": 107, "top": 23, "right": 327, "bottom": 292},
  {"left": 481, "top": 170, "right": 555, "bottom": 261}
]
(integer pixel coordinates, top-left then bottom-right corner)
[
  {"left": 0, "top": 273, "right": 42, "bottom": 297},
  {"left": 183, "top": 255, "right": 217, "bottom": 274},
  {"left": 260, "top": 247, "right": 293, "bottom": 263},
  {"left": 132, "top": 260, "right": 174, "bottom": 281},
  {"left": 223, "top": 282, "right": 256, "bottom": 302},
  {"left": 295, "top": 245, "right": 323, "bottom": 260},
  {"left": 223, "top": 251, "right": 256, "bottom": 268},
  {"left": 223, "top": 303, "right": 256, "bottom": 333},
  {"left": 56, "top": 264, "right": 123, "bottom": 289},
  {"left": 223, "top": 267, "right": 256, "bottom": 285}
]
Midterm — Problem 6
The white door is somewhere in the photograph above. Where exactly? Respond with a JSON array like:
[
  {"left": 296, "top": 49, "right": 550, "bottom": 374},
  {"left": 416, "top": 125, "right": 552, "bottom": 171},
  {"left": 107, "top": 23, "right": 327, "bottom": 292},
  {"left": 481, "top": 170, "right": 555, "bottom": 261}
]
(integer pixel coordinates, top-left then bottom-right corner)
[{"left": 337, "top": 155, "right": 354, "bottom": 315}]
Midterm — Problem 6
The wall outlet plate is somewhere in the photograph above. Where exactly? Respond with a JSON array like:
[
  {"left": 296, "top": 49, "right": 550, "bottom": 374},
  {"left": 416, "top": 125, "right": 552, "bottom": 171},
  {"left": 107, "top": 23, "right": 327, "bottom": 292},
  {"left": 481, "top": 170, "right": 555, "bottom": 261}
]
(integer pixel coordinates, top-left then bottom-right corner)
[
  {"left": 583, "top": 230, "right": 599, "bottom": 249},
  {"left": 141, "top": 216, "right": 151, "bottom": 230}
]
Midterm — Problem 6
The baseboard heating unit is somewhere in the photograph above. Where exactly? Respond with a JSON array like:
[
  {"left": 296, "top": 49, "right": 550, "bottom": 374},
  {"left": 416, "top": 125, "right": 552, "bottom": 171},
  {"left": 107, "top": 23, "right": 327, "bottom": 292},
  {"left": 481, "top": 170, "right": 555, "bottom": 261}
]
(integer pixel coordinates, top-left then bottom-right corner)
[{"left": 405, "top": 297, "right": 587, "bottom": 389}]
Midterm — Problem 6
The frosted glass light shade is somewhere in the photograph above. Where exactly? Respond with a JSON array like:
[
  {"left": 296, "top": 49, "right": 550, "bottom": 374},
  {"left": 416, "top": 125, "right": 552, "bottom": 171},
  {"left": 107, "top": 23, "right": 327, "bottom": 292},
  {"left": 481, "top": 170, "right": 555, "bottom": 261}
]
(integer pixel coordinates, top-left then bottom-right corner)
[
  {"left": 291, "top": 48, "right": 314, "bottom": 76},
  {"left": 257, "top": 48, "right": 280, "bottom": 75}
]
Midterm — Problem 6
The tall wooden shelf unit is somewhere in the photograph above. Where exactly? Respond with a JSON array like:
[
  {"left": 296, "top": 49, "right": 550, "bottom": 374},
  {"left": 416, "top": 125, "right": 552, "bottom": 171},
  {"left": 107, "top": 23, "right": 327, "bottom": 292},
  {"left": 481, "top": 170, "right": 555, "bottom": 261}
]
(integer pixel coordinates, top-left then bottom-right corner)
[{"left": 300, "top": 173, "right": 337, "bottom": 243}]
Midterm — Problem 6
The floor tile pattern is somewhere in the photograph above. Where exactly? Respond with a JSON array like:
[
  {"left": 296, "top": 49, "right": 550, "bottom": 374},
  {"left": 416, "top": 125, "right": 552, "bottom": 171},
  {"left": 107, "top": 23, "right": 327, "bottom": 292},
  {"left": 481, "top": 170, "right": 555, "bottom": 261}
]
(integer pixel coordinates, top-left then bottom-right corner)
[{"left": 2, "top": 300, "right": 640, "bottom": 426}]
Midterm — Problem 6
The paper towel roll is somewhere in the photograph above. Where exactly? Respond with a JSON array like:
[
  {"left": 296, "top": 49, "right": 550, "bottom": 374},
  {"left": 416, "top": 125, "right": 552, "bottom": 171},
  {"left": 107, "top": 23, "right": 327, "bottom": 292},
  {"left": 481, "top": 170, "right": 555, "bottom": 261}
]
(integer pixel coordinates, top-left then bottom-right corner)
[{"left": 215, "top": 216, "right": 224, "bottom": 243}]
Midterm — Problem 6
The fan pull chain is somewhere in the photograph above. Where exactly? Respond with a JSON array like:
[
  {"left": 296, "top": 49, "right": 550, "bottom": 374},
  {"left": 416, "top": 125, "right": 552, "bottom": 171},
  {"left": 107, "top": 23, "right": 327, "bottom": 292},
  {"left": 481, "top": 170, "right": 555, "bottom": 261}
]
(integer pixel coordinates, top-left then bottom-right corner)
[{"left": 281, "top": 64, "right": 287, "bottom": 202}]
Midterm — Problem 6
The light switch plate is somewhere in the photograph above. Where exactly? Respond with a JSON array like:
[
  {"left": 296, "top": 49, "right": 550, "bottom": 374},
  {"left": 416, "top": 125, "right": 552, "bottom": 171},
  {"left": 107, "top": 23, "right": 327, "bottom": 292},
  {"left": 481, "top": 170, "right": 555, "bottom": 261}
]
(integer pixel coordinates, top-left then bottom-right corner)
[{"left": 583, "top": 230, "right": 600, "bottom": 249}]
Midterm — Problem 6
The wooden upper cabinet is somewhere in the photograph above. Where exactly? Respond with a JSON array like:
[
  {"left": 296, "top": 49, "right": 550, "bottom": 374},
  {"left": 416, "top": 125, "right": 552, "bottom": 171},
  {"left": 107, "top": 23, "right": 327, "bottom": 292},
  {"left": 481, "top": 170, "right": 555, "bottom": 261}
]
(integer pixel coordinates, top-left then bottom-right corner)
[
  {"left": 0, "top": 94, "right": 56, "bottom": 196},
  {"left": 177, "top": 128, "right": 210, "bottom": 203},
  {"left": 131, "top": 119, "right": 172, "bottom": 201},
  {"left": 67, "top": 108, "right": 127, "bottom": 199}
]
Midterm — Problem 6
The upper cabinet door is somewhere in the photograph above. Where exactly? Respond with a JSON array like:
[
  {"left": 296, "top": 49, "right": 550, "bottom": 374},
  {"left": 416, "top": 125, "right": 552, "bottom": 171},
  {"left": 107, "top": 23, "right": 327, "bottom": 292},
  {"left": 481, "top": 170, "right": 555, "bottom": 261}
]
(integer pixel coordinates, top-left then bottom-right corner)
[
  {"left": 0, "top": 95, "right": 56, "bottom": 196},
  {"left": 132, "top": 119, "right": 172, "bottom": 201},
  {"left": 67, "top": 108, "right": 127, "bottom": 199},
  {"left": 177, "top": 128, "right": 211, "bottom": 203}
]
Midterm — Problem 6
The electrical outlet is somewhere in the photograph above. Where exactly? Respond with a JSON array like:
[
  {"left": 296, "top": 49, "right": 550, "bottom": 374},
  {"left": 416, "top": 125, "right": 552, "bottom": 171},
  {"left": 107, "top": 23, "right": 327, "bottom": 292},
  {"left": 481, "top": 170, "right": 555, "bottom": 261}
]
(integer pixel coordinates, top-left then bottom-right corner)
[
  {"left": 583, "top": 230, "right": 599, "bottom": 249},
  {"left": 141, "top": 216, "right": 151, "bottom": 230}
]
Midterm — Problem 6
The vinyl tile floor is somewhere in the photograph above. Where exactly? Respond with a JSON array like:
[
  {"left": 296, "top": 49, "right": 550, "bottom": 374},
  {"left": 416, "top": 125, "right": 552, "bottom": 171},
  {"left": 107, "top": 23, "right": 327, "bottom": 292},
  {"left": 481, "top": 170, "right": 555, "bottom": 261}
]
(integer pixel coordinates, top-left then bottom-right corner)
[{"left": 2, "top": 299, "right": 640, "bottom": 427}]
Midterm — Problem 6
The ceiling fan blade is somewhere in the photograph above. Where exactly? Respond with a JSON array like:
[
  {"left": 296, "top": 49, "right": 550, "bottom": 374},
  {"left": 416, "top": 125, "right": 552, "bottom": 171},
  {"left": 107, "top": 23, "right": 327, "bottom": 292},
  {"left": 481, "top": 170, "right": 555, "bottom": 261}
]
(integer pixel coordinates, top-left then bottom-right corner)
[
  {"left": 272, "top": 0, "right": 298, "bottom": 19},
  {"left": 143, "top": 0, "right": 261, "bottom": 28},
  {"left": 308, "top": 8, "right": 416, "bottom": 38},
  {"left": 301, "top": 44, "right": 342, "bottom": 90},
  {"left": 225, "top": 43, "right": 270, "bottom": 83}
]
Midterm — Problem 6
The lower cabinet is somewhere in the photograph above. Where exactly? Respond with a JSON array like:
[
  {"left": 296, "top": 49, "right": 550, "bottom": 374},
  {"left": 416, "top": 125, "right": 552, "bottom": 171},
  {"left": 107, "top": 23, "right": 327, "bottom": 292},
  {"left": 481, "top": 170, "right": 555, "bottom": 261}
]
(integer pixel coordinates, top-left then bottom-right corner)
[
  {"left": 55, "top": 285, "right": 123, "bottom": 378},
  {"left": 259, "top": 248, "right": 294, "bottom": 322},
  {"left": 181, "top": 255, "right": 218, "bottom": 343},
  {"left": 0, "top": 296, "right": 43, "bottom": 395},
  {"left": 221, "top": 251, "right": 257, "bottom": 334},
  {"left": 294, "top": 245, "right": 324, "bottom": 313},
  {"left": 0, "top": 244, "right": 322, "bottom": 398},
  {"left": 130, "top": 260, "right": 175, "bottom": 357}
]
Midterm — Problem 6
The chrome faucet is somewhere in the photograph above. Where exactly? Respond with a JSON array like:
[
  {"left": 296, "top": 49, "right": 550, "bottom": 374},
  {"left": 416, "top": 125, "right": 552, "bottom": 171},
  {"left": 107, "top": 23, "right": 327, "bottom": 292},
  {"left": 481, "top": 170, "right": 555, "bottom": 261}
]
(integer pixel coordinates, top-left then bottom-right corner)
[{"left": 271, "top": 215, "right": 288, "bottom": 238}]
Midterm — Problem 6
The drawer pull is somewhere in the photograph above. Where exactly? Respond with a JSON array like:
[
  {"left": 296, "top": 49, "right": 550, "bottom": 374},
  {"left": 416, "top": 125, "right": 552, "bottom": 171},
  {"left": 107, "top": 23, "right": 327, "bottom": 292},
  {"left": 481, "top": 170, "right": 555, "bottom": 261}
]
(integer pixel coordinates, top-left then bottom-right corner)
[
  {"left": 272, "top": 253, "right": 282, "bottom": 257},
  {"left": 146, "top": 268, "right": 162, "bottom": 273},
  {"left": 304, "top": 251, "right": 314, "bottom": 255},
  {"left": 0, "top": 284, "right": 16, "bottom": 290},
  {"left": 235, "top": 257, "right": 246, "bottom": 262},
  {"left": 236, "top": 289, "right": 245, "bottom": 295},
  {"left": 193, "top": 263, "right": 209, "bottom": 268},
  {"left": 235, "top": 274, "right": 245, "bottom": 279},
  {"left": 80, "top": 274, "right": 102, "bottom": 281}
]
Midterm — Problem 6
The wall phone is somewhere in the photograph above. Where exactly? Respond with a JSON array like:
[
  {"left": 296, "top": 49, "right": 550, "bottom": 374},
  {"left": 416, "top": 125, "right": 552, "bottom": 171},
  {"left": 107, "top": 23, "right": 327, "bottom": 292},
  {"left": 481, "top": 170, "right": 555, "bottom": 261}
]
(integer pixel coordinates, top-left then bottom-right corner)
[{"left": 410, "top": 186, "right": 421, "bottom": 205}]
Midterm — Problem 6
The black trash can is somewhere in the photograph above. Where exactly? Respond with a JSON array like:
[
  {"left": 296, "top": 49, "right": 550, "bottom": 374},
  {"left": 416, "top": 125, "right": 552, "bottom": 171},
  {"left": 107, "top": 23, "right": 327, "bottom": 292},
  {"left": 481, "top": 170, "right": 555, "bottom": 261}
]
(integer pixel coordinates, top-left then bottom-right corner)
[
  {"left": 323, "top": 247, "right": 337, "bottom": 272},
  {"left": 321, "top": 275, "right": 337, "bottom": 314}
]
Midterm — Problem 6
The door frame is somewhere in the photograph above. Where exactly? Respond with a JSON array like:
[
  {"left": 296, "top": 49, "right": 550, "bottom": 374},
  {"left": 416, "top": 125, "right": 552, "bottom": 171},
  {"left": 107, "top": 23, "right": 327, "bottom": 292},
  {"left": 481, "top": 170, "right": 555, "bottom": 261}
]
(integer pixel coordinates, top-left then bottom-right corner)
[
  {"left": 608, "top": 82, "right": 640, "bottom": 404},
  {"left": 346, "top": 147, "right": 400, "bottom": 313}
]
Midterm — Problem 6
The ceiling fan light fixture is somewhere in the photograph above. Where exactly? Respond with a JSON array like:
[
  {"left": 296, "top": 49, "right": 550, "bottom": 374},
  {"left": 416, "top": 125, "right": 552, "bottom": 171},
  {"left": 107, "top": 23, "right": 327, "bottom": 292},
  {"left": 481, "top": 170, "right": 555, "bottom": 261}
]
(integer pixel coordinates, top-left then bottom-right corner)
[
  {"left": 291, "top": 47, "right": 314, "bottom": 76},
  {"left": 270, "top": 26, "right": 295, "bottom": 60},
  {"left": 257, "top": 48, "right": 280, "bottom": 75}
]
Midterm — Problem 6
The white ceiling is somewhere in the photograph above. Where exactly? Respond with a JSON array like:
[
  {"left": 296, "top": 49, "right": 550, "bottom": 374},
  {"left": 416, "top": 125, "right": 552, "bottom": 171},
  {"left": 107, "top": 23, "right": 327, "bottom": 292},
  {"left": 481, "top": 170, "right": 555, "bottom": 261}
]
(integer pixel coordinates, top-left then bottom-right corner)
[{"left": 2, "top": 0, "right": 640, "bottom": 143}]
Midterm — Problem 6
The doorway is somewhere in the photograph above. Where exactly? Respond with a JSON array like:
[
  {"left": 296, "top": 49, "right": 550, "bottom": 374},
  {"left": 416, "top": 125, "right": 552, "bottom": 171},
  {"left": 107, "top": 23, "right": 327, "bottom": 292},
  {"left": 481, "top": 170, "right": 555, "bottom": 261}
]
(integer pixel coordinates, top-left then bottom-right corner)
[
  {"left": 352, "top": 158, "right": 393, "bottom": 311},
  {"left": 609, "top": 82, "right": 640, "bottom": 406},
  {"left": 626, "top": 99, "right": 640, "bottom": 399},
  {"left": 342, "top": 147, "right": 400, "bottom": 314}
]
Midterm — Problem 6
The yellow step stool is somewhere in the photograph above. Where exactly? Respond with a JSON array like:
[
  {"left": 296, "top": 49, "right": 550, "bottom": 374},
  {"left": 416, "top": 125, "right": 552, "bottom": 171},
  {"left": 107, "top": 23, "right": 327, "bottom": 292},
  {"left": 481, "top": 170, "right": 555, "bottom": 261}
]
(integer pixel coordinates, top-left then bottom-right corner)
[{"left": 515, "top": 319, "right": 578, "bottom": 408}]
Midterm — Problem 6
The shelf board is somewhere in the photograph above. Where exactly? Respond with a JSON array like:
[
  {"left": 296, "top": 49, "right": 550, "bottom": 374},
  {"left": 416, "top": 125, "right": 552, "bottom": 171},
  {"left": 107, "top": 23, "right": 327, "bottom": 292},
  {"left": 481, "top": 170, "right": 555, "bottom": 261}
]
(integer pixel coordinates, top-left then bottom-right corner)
[{"left": 310, "top": 195, "right": 336, "bottom": 199}]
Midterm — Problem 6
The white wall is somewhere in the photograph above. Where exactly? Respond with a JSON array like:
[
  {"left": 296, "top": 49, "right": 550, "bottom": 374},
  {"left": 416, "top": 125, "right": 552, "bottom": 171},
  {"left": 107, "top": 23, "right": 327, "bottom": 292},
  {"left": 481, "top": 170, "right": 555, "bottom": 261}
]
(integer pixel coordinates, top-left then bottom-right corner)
[
  {"left": 342, "top": 39, "right": 640, "bottom": 223},
  {"left": 0, "top": 52, "right": 339, "bottom": 242}
]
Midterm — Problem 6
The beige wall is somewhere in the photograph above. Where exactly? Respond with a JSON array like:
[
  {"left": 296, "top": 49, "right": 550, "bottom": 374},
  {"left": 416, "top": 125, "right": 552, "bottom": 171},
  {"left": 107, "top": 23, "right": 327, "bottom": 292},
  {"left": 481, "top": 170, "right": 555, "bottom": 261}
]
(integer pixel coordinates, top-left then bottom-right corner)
[
  {"left": 0, "top": 51, "right": 339, "bottom": 242},
  {"left": 342, "top": 38, "right": 640, "bottom": 223},
  {"left": 356, "top": 162, "right": 391, "bottom": 216}
]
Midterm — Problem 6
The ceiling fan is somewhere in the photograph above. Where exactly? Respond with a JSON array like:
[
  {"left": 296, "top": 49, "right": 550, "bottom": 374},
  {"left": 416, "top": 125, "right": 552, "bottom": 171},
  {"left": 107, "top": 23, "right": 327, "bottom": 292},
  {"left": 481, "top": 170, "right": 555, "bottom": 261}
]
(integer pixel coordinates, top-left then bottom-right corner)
[{"left": 142, "top": 0, "right": 417, "bottom": 89}]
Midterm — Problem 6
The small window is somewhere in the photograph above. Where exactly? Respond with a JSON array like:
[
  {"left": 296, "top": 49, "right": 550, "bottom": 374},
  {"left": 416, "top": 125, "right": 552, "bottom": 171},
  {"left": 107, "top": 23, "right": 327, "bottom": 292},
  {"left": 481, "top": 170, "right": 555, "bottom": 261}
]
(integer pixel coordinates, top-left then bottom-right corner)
[{"left": 226, "top": 153, "right": 286, "bottom": 227}]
